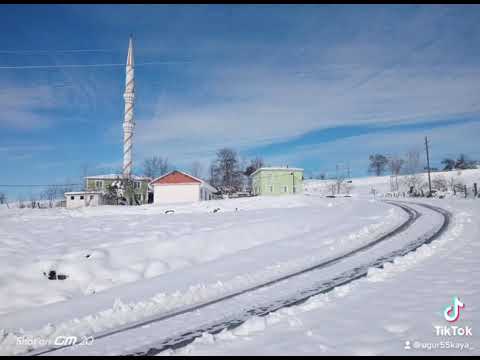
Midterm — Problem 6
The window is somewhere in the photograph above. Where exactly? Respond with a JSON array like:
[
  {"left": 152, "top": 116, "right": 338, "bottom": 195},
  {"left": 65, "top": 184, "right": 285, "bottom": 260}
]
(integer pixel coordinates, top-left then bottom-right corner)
[
  {"left": 270, "top": 185, "right": 274, "bottom": 193},
  {"left": 134, "top": 181, "right": 140, "bottom": 190},
  {"left": 90, "top": 195, "right": 94, "bottom": 200},
  {"left": 80, "top": 195, "right": 84, "bottom": 200},
  {"left": 70, "top": 196, "right": 75, "bottom": 200},
  {"left": 283, "top": 185, "right": 288, "bottom": 193},
  {"left": 95, "top": 180, "right": 103, "bottom": 190},
  {"left": 209, "top": 194, "right": 212, "bottom": 200}
]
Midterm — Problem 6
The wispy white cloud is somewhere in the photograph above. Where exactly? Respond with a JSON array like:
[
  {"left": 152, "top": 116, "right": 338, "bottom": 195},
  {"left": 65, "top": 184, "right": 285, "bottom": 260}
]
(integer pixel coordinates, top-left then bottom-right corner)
[
  {"left": 130, "top": 5, "right": 480, "bottom": 165},
  {"left": 134, "top": 61, "right": 480, "bottom": 164},
  {"left": 0, "top": 85, "right": 59, "bottom": 129},
  {"left": 264, "top": 121, "right": 480, "bottom": 176}
]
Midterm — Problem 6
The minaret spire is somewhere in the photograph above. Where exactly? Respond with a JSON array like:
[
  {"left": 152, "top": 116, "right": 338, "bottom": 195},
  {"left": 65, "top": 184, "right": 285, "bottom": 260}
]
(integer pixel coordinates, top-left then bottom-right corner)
[{"left": 123, "top": 35, "right": 135, "bottom": 178}]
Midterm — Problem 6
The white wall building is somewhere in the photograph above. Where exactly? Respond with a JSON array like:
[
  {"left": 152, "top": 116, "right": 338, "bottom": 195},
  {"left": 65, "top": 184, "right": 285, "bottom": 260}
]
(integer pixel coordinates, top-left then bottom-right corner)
[
  {"left": 65, "top": 191, "right": 103, "bottom": 209},
  {"left": 150, "top": 170, "right": 217, "bottom": 205}
]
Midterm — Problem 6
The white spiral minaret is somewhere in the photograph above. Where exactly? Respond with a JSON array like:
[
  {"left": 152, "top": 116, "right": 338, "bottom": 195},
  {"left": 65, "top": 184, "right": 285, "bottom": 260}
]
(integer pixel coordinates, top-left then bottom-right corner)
[{"left": 123, "top": 36, "right": 135, "bottom": 178}]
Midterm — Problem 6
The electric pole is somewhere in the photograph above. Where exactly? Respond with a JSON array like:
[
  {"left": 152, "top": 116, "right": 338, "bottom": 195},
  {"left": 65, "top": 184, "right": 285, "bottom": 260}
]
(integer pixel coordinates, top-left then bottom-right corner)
[{"left": 425, "top": 136, "right": 432, "bottom": 196}]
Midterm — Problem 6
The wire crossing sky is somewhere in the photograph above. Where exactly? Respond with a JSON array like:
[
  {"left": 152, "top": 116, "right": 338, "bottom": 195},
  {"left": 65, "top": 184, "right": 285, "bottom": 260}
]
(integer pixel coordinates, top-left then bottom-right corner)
[
  {"left": 1, "top": 4, "right": 480, "bottom": 199},
  {"left": 0, "top": 61, "right": 191, "bottom": 69}
]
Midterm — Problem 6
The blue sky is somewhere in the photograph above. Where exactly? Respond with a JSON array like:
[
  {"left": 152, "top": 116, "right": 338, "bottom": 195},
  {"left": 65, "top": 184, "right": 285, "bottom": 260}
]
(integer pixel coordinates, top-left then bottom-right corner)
[{"left": 1, "top": 4, "right": 480, "bottom": 198}]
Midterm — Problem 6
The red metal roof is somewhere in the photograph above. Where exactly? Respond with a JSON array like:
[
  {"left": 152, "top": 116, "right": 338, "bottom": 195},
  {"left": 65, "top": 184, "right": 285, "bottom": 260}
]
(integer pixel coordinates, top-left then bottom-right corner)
[{"left": 150, "top": 170, "right": 201, "bottom": 185}]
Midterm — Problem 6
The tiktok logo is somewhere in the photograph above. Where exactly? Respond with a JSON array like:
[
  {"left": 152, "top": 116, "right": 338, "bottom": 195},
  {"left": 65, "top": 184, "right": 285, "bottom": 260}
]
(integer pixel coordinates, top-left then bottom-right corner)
[{"left": 444, "top": 296, "right": 465, "bottom": 323}]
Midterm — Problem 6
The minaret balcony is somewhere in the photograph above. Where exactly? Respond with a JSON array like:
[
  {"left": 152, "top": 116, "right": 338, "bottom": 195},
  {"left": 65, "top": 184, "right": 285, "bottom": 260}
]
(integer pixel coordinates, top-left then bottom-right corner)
[
  {"left": 123, "top": 122, "right": 135, "bottom": 131},
  {"left": 123, "top": 93, "right": 135, "bottom": 102}
]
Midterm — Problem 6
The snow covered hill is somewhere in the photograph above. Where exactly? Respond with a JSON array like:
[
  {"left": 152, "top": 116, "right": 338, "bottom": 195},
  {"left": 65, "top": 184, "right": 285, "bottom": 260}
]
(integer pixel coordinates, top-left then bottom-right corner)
[{"left": 305, "top": 168, "right": 480, "bottom": 198}]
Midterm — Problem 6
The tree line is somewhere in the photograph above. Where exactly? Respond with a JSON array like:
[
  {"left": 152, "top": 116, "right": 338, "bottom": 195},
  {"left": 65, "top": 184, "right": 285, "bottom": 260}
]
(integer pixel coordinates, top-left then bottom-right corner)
[{"left": 368, "top": 152, "right": 478, "bottom": 177}]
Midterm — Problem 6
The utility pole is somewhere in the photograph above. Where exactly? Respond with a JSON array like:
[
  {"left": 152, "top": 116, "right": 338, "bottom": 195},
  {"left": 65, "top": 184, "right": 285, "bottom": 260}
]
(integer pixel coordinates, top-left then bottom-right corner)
[
  {"left": 292, "top": 172, "right": 295, "bottom": 194},
  {"left": 425, "top": 136, "right": 432, "bottom": 197}
]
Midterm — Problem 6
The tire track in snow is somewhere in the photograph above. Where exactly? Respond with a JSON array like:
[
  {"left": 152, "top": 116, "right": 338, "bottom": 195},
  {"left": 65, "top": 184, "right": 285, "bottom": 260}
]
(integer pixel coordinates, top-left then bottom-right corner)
[
  {"left": 29, "top": 201, "right": 422, "bottom": 356},
  {"left": 132, "top": 201, "right": 450, "bottom": 356}
]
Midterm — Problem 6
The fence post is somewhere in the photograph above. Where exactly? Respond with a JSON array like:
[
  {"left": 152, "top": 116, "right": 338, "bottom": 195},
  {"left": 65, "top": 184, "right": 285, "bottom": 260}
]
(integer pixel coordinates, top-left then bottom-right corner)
[
  {"left": 474, "top": 183, "right": 478, "bottom": 197},
  {"left": 464, "top": 184, "right": 468, "bottom": 198}
]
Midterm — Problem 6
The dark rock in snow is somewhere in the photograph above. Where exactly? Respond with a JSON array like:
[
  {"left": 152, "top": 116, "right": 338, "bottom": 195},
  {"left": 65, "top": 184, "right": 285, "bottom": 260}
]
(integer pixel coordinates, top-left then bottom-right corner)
[
  {"left": 213, "top": 208, "right": 221, "bottom": 213},
  {"left": 45, "top": 270, "right": 68, "bottom": 280},
  {"left": 165, "top": 209, "right": 175, "bottom": 214}
]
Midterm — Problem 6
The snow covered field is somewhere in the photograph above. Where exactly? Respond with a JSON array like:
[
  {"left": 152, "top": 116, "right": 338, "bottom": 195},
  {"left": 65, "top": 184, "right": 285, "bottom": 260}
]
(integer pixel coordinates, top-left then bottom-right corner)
[
  {"left": 168, "top": 200, "right": 479, "bottom": 356},
  {"left": 0, "top": 196, "right": 403, "bottom": 316},
  {"left": 0, "top": 173, "right": 479, "bottom": 356}
]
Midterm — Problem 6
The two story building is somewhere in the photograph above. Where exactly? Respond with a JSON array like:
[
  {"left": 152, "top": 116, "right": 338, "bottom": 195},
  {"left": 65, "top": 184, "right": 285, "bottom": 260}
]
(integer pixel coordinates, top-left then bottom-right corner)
[
  {"left": 250, "top": 167, "right": 304, "bottom": 196},
  {"left": 84, "top": 174, "right": 151, "bottom": 204},
  {"left": 65, "top": 174, "right": 151, "bottom": 208}
]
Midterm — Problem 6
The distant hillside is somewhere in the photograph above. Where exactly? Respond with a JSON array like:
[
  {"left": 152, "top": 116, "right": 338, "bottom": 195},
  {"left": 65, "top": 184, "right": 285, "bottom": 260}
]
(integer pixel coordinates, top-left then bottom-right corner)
[{"left": 305, "top": 168, "right": 480, "bottom": 198}]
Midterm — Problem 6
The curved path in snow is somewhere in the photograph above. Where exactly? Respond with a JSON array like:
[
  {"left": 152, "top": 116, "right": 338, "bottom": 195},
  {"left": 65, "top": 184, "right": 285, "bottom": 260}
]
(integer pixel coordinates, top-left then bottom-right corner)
[{"left": 30, "top": 201, "right": 450, "bottom": 356}]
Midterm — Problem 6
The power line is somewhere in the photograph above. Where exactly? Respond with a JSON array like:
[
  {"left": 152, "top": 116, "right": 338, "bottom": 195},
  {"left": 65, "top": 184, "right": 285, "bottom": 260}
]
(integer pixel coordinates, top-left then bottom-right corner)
[
  {"left": 0, "top": 60, "right": 191, "bottom": 70},
  {"left": 0, "top": 49, "right": 119, "bottom": 54},
  {"left": 0, "top": 184, "right": 80, "bottom": 187},
  {"left": 0, "top": 47, "right": 183, "bottom": 55}
]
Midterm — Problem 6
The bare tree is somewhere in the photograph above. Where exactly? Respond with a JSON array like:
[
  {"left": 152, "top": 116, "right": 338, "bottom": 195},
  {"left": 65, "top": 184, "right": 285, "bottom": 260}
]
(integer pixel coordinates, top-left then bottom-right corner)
[
  {"left": 335, "top": 170, "right": 345, "bottom": 194},
  {"left": 29, "top": 193, "right": 38, "bottom": 209},
  {"left": 209, "top": 163, "right": 220, "bottom": 189},
  {"left": 0, "top": 192, "right": 8, "bottom": 208},
  {"left": 441, "top": 158, "right": 455, "bottom": 171},
  {"left": 80, "top": 163, "right": 91, "bottom": 191},
  {"left": 243, "top": 156, "right": 264, "bottom": 193},
  {"left": 143, "top": 156, "right": 170, "bottom": 179},
  {"left": 42, "top": 186, "right": 59, "bottom": 208},
  {"left": 401, "top": 174, "right": 423, "bottom": 194},
  {"left": 322, "top": 180, "right": 337, "bottom": 196},
  {"left": 244, "top": 157, "right": 264, "bottom": 177},
  {"left": 431, "top": 175, "right": 448, "bottom": 192},
  {"left": 17, "top": 195, "right": 25, "bottom": 209},
  {"left": 368, "top": 154, "right": 389, "bottom": 176},
  {"left": 210, "top": 148, "right": 243, "bottom": 194},
  {"left": 455, "top": 153, "right": 476, "bottom": 169},
  {"left": 448, "top": 176, "right": 464, "bottom": 193},
  {"left": 190, "top": 161, "right": 204, "bottom": 179},
  {"left": 405, "top": 150, "right": 421, "bottom": 175},
  {"left": 389, "top": 156, "right": 405, "bottom": 176}
]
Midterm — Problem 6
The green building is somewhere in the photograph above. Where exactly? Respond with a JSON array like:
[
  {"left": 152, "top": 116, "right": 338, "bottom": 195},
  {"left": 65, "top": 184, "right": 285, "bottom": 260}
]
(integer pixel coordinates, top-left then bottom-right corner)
[
  {"left": 85, "top": 174, "right": 151, "bottom": 204},
  {"left": 250, "top": 167, "right": 304, "bottom": 196}
]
